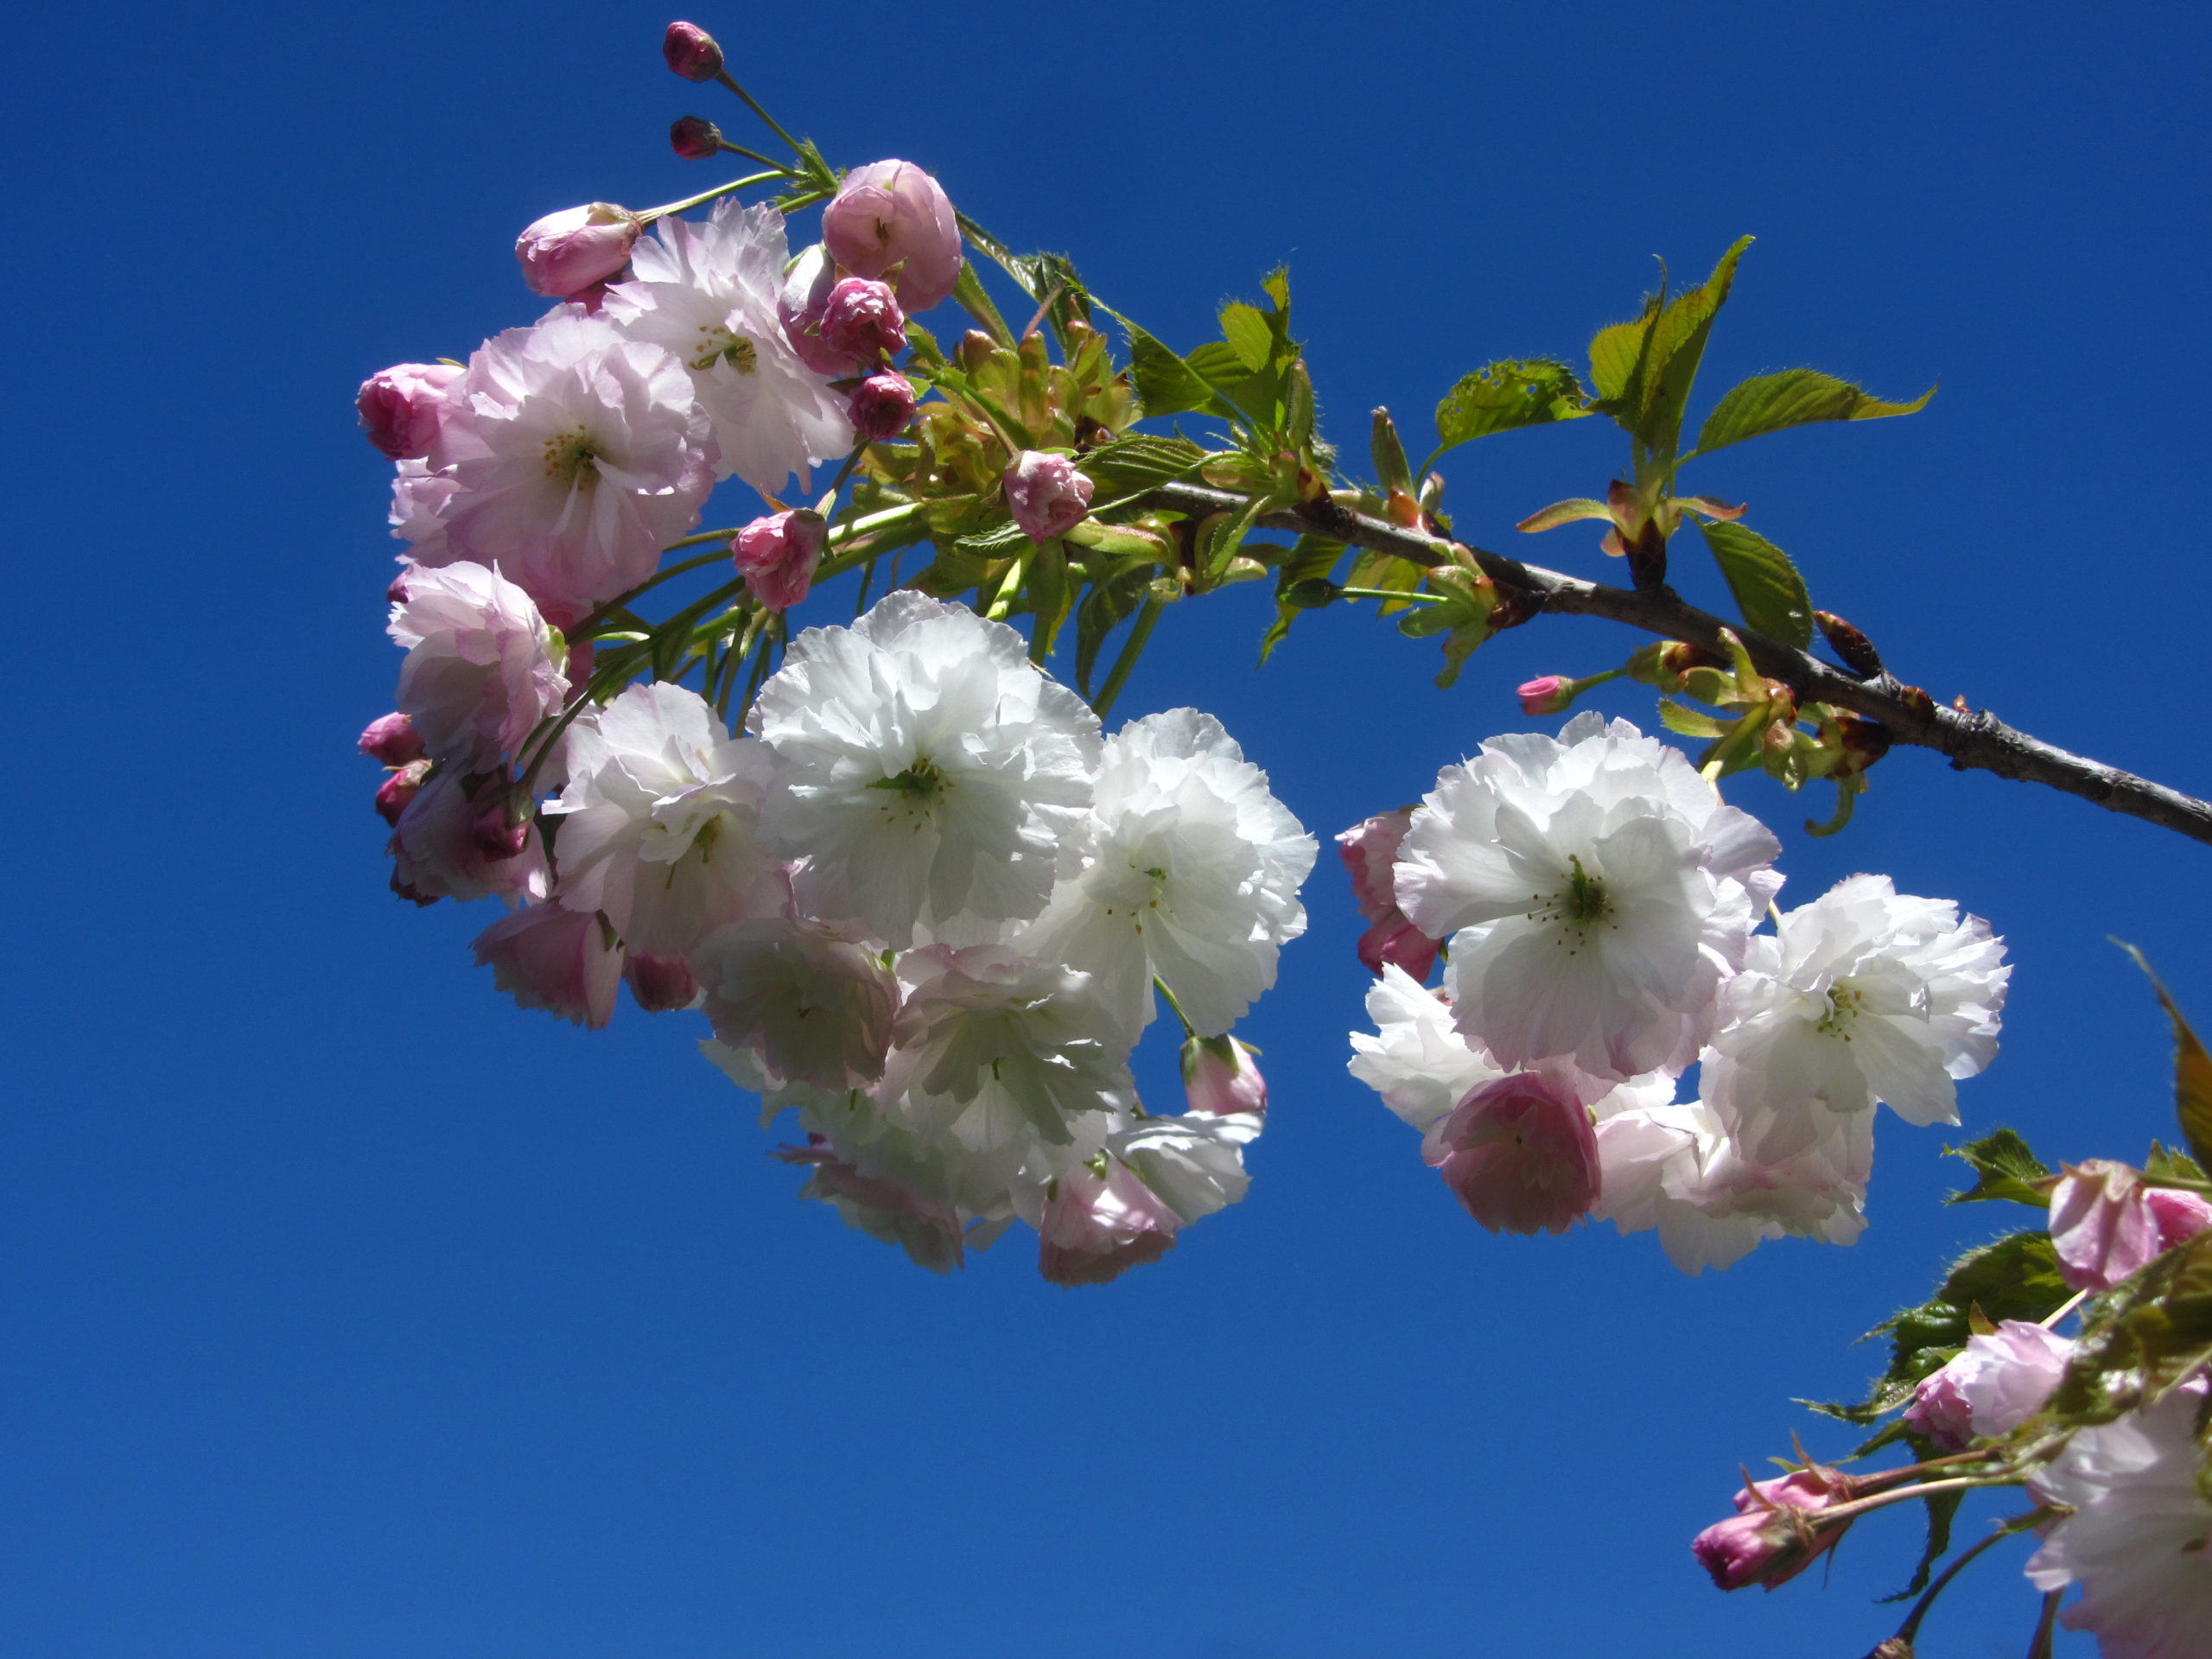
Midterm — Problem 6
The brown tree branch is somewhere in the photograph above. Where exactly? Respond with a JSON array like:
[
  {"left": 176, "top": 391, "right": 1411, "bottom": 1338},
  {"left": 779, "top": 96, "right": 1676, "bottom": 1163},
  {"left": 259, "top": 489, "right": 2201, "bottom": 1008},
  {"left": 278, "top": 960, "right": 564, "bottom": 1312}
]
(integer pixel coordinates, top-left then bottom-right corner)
[{"left": 1137, "top": 480, "right": 2212, "bottom": 848}]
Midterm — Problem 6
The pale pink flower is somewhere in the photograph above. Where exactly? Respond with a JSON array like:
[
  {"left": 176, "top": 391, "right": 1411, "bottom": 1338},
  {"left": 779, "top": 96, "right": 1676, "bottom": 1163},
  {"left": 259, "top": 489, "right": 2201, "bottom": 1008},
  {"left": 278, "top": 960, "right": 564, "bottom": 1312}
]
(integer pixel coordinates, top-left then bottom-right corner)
[
  {"left": 387, "top": 459, "right": 461, "bottom": 566},
  {"left": 849, "top": 371, "right": 917, "bottom": 442},
  {"left": 358, "top": 362, "right": 461, "bottom": 460},
  {"left": 357, "top": 712, "right": 424, "bottom": 766},
  {"left": 472, "top": 903, "right": 622, "bottom": 1027},
  {"left": 1904, "top": 1319, "right": 2075, "bottom": 1452},
  {"left": 822, "top": 160, "right": 963, "bottom": 313},
  {"left": 1693, "top": 1465, "right": 1860, "bottom": 1592},
  {"left": 1181, "top": 1034, "right": 1268, "bottom": 1116},
  {"left": 429, "top": 308, "right": 714, "bottom": 628},
  {"left": 388, "top": 772, "right": 549, "bottom": 905},
  {"left": 662, "top": 20, "right": 721, "bottom": 80},
  {"left": 1003, "top": 449, "right": 1094, "bottom": 543},
  {"left": 1036, "top": 1157, "right": 1180, "bottom": 1287},
  {"left": 779, "top": 1136, "right": 969, "bottom": 1274},
  {"left": 693, "top": 917, "right": 902, "bottom": 1091},
  {"left": 2050, "top": 1160, "right": 2169, "bottom": 1292},
  {"left": 1423, "top": 1070, "right": 1600, "bottom": 1235},
  {"left": 624, "top": 952, "right": 700, "bottom": 1013},
  {"left": 1335, "top": 809, "right": 1440, "bottom": 981},
  {"left": 733, "top": 508, "right": 827, "bottom": 612},
  {"left": 2147, "top": 1185, "right": 2212, "bottom": 1250},
  {"left": 2027, "top": 1376, "right": 2212, "bottom": 1657},
  {"left": 515, "top": 203, "right": 641, "bottom": 297},
  {"left": 387, "top": 561, "right": 569, "bottom": 772}
]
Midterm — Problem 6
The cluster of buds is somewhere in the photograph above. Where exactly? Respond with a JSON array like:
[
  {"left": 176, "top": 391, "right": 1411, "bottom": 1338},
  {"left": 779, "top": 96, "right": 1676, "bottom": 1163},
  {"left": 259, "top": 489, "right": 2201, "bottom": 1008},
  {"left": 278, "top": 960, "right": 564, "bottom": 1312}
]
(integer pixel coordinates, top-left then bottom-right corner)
[{"left": 1692, "top": 1462, "right": 1862, "bottom": 1591}]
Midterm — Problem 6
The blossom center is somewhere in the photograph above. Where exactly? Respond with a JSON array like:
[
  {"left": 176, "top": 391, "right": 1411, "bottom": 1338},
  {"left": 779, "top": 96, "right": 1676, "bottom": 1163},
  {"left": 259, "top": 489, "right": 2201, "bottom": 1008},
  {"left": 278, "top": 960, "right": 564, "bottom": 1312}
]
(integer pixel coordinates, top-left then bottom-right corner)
[
  {"left": 691, "top": 323, "right": 760, "bottom": 373},
  {"left": 870, "top": 754, "right": 946, "bottom": 798},
  {"left": 541, "top": 424, "right": 602, "bottom": 486},
  {"left": 1815, "top": 980, "right": 1866, "bottom": 1039}
]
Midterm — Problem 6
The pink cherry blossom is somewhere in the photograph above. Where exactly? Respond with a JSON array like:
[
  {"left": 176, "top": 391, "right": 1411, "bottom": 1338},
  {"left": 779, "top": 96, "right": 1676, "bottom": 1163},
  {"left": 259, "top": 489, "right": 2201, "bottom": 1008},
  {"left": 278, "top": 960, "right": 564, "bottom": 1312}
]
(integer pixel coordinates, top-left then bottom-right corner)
[
  {"left": 1003, "top": 450, "right": 1094, "bottom": 543},
  {"left": 387, "top": 561, "right": 569, "bottom": 772},
  {"left": 1692, "top": 1465, "right": 1860, "bottom": 1592},
  {"left": 776, "top": 243, "right": 860, "bottom": 377},
  {"left": 1516, "top": 675, "right": 1573, "bottom": 716},
  {"left": 358, "top": 362, "right": 462, "bottom": 460},
  {"left": 1422, "top": 1071, "right": 1600, "bottom": 1235},
  {"left": 428, "top": 309, "right": 715, "bottom": 628},
  {"left": 388, "top": 772, "right": 550, "bottom": 905},
  {"left": 822, "top": 160, "right": 963, "bottom": 313},
  {"left": 2050, "top": 1160, "right": 2168, "bottom": 1291},
  {"left": 849, "top": 371, "right": 917, "bottom": 441},
  {"left": 693, "top": 917, "right": 901, "bottom": 1091},
  {"left": 357, "top": 712, "right": 424, "bottom": 766},
  {"left": 1181, "top": 1034, "right": 1268, "bottom": 1117},
  {"left": 623, "top": 952, "right": 699, "bottom": 1013},
  {"left": 779, "top": 1137, "right": 969, "bottom": 1274},
  {"left": 733, "top": 507, "right": 827, "bottom": 612},
  {"left": 1335, "top": 808, "right": 1441, "bottom": 981},
  {"left": 818, "top": 276, "right": 906, "bottom": 365},
  {"left": 1904, "top": 1319, "right": 2074, "bottom": 1452},
  {"left": 2146, "top": 1184, "right": 2212, "bottom": 1249},
  {"left": 515, "top": 203, "right": 641, "bottom": 297},
  {"left": 472, "top": 904, "right": 622, "bottom": 1028},
  {"left": 1037, "top": 1157, "right": 1180, "bottom": 1287}
]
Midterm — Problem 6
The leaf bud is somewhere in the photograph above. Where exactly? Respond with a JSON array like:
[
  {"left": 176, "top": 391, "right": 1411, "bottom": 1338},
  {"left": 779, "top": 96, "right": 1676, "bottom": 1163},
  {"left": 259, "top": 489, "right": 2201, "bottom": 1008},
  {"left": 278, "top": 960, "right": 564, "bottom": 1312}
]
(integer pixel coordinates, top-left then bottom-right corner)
[
  {"left": 1815, "top": 609, "right": 1886, "bottom": 678},
  {"left": 957, "top": 329, "right": 1002, "bottom": 373},
  {"left": 662, "top": 21, "right": 723, "bottom": 81},
  {"left": 669, "top": 114, "right": 723, "bottom": 161},
  {"left": 1370, "top": 408, "right": 1414, "bottom": 494}
]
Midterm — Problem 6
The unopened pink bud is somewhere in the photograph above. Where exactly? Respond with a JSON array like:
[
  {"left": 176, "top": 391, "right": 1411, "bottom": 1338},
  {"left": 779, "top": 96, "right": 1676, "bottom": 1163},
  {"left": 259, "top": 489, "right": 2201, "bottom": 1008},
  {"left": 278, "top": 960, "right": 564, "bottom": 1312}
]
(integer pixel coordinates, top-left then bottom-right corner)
[
  {"left": 821, "top": 160, "right": 963, "bottom": 314},
  {"left": 733, "top": 508, "right": 828, "bottom": 613},
  {"left": 849, "top": 371, "right": 917, "bottom": 441},
  {"left": 358, "top": 712, "right": 425, "bottom": 767},
  {"left": 662, "top": 21, "right": 723, "bottom": 81},
  {"left": 777, "top": 244, "right": 858, "bottom": 376},
  {"left": 374, "top": 759, "right": 430, "bottom": 826},
  {"left": 515, "top": 203, "right": 640, "bottom": 298},
  {"left": 626, "top": 952, "right": 700, "bottom": 1013},
  {"left": 1180, "top": 1035, "right": 1268, "bottom": 1117},
  {"left": 1693, "top": 1465, "right": 1859, "bottom": 1592},
  {"left": 1517, "top": 675, "right": 1574, "bottom": 716},
  {"left": 669, "top": 114, "right": 722, "bottom": 160},
  {"left": 357, "top": 362, "right": 461, "bottom": 461},
  {"left": 1424, "top": 1071, "right": 1599, "bottom": 1236},
  {"left": 1003, "top": 450, "right": 1094, "bottom": 543},
  {"left": 819, "top": 276, "right": 906, "bottom": 365},
  {"left": 2147, "top": 1184, "right": 2212, "bottom": 1249},
  {"left": 468, "top": 794, "right": 530, "bottom": 861}
]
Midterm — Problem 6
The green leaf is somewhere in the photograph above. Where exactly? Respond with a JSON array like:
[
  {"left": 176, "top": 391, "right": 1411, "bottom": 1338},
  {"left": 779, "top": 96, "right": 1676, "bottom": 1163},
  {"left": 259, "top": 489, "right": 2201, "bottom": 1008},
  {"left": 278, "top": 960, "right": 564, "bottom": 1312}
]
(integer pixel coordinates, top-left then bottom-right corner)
[
  {"left": 2146, "top": 1141, "right": 2209, "bottom": 1185},
  {"left": 1589, "top": 238, "right": 1754, "bottom": 459},
  {"left": 1695, "top": 519, "right": 1814, "bottom": 648},
  {"left": 1185, "top": 340, "right": 1279, "bottom": 423},
  {"left": 1432, "top": 359, "right": 1589, "bottom": 454},
  {"left": 954, "top": 519, "right": 1032, "bottom": 558},
  {"left": 1077, "top": 434, "right": 1211, "bottom": 504},
  {"left": 1657, "top": 699, "right": 1732, "bottom": 740},
  {"left": 1219, "top": 302, "right": 1273, "bottom": 372},
  {"left": 1693, "top": 368, "right": 1935, "bottom": 459},
  {"left": 1259, "top": 534, "right": 1345, "bottom": 664},
  {"left": 1947, "top": 1128, "right": 2054, "bottom": 1208},
  {"left": 2116, "top": 943, "right": 2212, "bottom": 1172},
  {"left": 1123, "top": 327, "right": 1217, "bottom": 419}
]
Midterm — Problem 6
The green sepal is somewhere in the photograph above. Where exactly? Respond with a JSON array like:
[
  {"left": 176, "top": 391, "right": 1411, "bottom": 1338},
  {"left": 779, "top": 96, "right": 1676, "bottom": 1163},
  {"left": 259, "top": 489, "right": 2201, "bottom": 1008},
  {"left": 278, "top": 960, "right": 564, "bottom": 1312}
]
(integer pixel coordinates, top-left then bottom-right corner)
[
  {"left": 1695, "top": 518, "right": 1815, "bottom": 648},
  {"left": 1946, "top": 1128, "right": 2054, "bottom": 1208},
  {"left": 1692, "top": 368, "right": 1935, "bottom": 460}
]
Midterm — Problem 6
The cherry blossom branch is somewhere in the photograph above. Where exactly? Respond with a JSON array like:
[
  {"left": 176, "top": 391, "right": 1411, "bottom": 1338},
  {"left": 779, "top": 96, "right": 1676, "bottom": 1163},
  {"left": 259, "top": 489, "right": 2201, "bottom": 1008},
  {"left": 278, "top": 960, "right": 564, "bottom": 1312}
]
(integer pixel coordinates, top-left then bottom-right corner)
[{"left": 1135, "top": 480, "right": 2212, "bottom": 848}]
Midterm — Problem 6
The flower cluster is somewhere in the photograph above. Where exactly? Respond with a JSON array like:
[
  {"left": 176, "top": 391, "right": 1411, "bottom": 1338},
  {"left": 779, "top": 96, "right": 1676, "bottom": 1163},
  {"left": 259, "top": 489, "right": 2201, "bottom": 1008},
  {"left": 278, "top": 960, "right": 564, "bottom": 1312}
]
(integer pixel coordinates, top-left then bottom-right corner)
[{"left": 1346, "top": 713, "right": 2009, "bottom": 1271}]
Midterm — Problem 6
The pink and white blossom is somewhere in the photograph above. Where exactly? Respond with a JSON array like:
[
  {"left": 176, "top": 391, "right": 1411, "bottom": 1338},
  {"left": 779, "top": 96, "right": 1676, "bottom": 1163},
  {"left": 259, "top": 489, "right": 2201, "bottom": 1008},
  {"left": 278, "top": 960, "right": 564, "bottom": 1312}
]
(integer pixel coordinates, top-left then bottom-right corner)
[
  {"left": 358, "top": 362, "right": 461, "bottom": 460},
  {"left": 428, "top": 308, "right": 715, "bottom": 628},
  {"left": 1035, "top": 1156, "right": 1180, "bottom": 1287},
  {"left": 1588, "top": 1097, "right": 1784, "bottom": 1274},
  {"left": 732, "top": 508, "right": 826, "bottom": 613},
  {"left": 749, "top": 594, "right": 1101, "bottom": 949},
  {"left": 2027, "top": 1376, "right": 2212, "bottom": 1657},
  {"left": 1904, "top": 1319, "right": 2074, "bottom": 1452},
  {"left": 1003, "top": 450, "right": 1094, "bottom": 543},
  {"left": 1109, "top": 1109, "right": 1262, "bottom": 1224},
  {"left": 516, "top": 203, "right": 642, "bottom": 297},
  {"left": 1424, "top": 1070, "right": 1601, "bottom": 1236},
  {"left": 778, "top": 1136, "right": 969, "bottom": 1274},
  {"left": 821, "top": 160, "right": 963, "bottom": 314},
  {"left": 602, "top": 200, "right": 851, "bottom": 495},
  {"left": 472, "top": 903, "right": 623, "bottom": 1027},
  {"left": 388, "top": 771, "right": 550, "bottom": 905},
  {"left": 1395, "top": 714, "right": 1782, "bottom": 1082},
  {"left": 1336, "top": 808, "right": 1441, "bottom": 980},
  {"left": 2050, "top": 1160, "right": 2192, "bottom": 1292},
  {"left": 388, "top": 561, "right": 569, "bottom": 772},
  {"left": 693, "top": 917, "right": 902, "bottom": 1091}
]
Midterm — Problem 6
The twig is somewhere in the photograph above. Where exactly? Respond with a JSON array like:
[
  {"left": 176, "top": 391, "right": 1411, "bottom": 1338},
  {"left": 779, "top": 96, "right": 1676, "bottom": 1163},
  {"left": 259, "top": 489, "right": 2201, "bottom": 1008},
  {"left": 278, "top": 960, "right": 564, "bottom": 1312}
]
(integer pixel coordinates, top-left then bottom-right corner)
[{"left": 1132, "top": 480, "right": 2212, "bottom": 847}]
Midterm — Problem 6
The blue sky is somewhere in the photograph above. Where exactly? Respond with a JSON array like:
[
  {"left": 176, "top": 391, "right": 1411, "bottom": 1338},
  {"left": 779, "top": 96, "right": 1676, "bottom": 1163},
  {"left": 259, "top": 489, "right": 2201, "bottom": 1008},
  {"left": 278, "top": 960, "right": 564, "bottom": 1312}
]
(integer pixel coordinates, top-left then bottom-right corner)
[{"left": 6, "top": 2, "right": 2209, "bottom": 1654}]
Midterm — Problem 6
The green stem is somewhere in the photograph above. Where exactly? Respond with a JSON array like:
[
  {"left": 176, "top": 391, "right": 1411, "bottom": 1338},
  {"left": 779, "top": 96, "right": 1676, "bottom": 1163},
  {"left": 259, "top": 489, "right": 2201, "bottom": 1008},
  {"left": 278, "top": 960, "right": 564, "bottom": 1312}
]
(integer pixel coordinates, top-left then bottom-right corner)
[
  {"left": 1891, "top": 1510, "right": 2055, "bottom": 1647},
  {"left": 712, "top": 71, "right": 817, "bottom": 174},
  {"left": 572, "top": 547, "right": 733, "bottom": 639},
  {"left": 714, "top": 140, "right": 788, "bottom": 172},
  {"left": 1153, "top": 976, "right": 1196, "bottom": 1038},
  {"left": 2027, "top": 1590, "right": 2063, "bottom": 1659},
  {"left": 1092, "top": 594, "right": 1163, "bottom": 720},
  {"left": 641, "top": 170, "right": 786, "bottom": 222},
  {"left": 1339, "top": 586, "right": 1446, "bottom": 605}
]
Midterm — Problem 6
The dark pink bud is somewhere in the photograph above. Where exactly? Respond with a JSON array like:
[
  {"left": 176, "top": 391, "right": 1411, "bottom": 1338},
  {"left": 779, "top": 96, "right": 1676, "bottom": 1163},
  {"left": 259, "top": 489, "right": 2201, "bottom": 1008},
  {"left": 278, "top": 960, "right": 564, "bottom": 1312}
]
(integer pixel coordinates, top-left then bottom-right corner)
[
  {"left": 374, "top": 759, "right": 430, "bottom": 826},
  {"left": 625, "top": 952, "right": 701, "bottom": 1013},
  {"left": 1693, "top": 1466, "right": 1859, "bottom": 1592},
  {"left": 357, "top": 362, "right": 462, "bottom": 461},
  {"left": 1357, "top": 915, "right": 1441, "bottom": 982},
  {"left": 515, "top": 203, "right": 640, "bottom": 298},
  {"left": 1517, "top": 675, "right": 1573, "bottom": 716},
  {"left": 1336, "top": 810, "right": 1443, "bottom": 980},
  {"left": 819, "top": 276, "right": 906, "bottom": 365},
  {"left": 733, "top": 508, "right": 829, "bottom": 613},
  {"left": 849, "top": 371, "right": 918, "bottom": 441},
  {"left": 662, "top": 21, "right": 723, "bottom": 80},
  {"left": 386, "top": 569, "right": 411, "bottom": 605},
  {"left": 358, "top": 712, "right": 424, "bottom": 767},
  {"left": 670, "top": 114, "right": 722, "bottom": 160},
  {"left": 1423, "top": 1072, "right": 1599, "bottom": 1236},
  {"left": 777, "top": 244, "right": 858, "bottom": 376},
  {"left": 468, "top": 792, "right": 531, "bottom": 861},
  {"left": 1003, "top": 450, "right": 1094, "bottom": 543},
  {"left": 821, "top": 160, "right": 963, "bottom": 314}
]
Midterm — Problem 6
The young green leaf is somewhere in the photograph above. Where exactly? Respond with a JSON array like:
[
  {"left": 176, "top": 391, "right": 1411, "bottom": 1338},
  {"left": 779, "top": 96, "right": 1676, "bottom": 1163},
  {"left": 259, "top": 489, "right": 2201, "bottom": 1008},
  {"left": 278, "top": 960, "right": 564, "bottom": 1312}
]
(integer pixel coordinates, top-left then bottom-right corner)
[
  {"left": 1695, "top": 519, "right": 1814, "bottom": 648},
  {"left": 1077, "top": 434, "right": 1211, "bottom": 505},
  {"left": 1122, "top": 327, "right": 1217, "bottom": 418},
  {"left": 1588, "top": 238, "right": 1754, "bottom": 459},
  {"left": 1947, "top": 1127, "right": 2055, "bottom": 1208},
  {"left": 1692, "top": 368, "right": 1935, "bottom": 459},
  {"left": 1219, "top": 302, "right": 1273, "bottom": 372},
  {"left": 2115, "top": 942, "right": 2212, "bottom": 1172},
  {"left": 1431, "top": 359, "right": 1589, "bottom": 458},
  {"left": 1259, "top": 534, "right": 1346, "bottom": 664}
]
